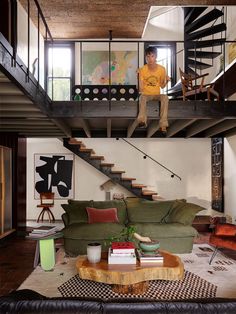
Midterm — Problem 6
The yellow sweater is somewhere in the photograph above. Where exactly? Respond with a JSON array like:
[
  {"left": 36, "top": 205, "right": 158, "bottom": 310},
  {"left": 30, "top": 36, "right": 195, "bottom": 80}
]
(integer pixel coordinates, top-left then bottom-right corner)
[{"left": 139, "top": 64, "right": 167, "bottom": 95}]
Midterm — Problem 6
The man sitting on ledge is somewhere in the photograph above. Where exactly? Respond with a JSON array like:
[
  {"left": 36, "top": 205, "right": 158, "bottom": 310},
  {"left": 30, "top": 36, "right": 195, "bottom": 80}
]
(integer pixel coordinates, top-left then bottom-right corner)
[{"left": 132, "top": 46, "right": 170, "bottom": 135}]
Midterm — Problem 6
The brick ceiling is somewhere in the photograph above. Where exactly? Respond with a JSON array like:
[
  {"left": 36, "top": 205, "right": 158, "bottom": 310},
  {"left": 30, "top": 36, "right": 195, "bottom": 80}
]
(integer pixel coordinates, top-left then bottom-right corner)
[{"left": 18, "top": 0, "right": 234, "bottom": 39}]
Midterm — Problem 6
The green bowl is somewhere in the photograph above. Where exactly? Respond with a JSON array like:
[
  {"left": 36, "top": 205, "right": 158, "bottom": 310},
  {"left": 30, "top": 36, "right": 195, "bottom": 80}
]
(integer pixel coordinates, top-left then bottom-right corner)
[{"left": 139, "top": 240, "right": 160, "bottom": 252}]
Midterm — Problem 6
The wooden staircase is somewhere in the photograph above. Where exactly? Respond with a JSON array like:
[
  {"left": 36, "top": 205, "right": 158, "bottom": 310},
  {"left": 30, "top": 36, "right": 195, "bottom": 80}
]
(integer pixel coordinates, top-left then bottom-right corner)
[{"left": 64, "top": 138, "right": 158, "bottom": 200}]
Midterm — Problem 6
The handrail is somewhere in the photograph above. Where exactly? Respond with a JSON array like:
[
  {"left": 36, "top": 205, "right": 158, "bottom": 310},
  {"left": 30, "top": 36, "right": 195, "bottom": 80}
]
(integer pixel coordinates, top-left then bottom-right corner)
[{"left": 117, "top": 138, "right": 182, "bottom": 181}]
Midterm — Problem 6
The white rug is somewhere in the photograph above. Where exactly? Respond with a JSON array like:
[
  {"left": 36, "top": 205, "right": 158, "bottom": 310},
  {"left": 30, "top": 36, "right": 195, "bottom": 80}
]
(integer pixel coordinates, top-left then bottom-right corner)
[{"left": 18, "top": 244, "right": 236, "bottom": 299}]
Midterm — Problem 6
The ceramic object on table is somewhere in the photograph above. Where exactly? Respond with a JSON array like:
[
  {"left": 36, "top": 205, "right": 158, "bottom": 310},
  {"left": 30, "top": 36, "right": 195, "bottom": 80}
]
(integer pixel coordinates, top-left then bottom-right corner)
[{"left": 139, "top": 240, "right": 160, "bottom": 252}]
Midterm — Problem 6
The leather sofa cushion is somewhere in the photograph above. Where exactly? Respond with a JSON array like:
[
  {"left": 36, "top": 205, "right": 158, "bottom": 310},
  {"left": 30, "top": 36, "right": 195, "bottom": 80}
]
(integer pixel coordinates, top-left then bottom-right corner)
[
  {"left": 166, "top": 201, "right": 205, "bottom": 225},
  {"left": 2, "top": 290, "right": 236, "bottom": 314},
  {"left": 126, "top": 200, "right": 174, "bottom": 223},
  {"left": 128, "top": 223, "right": 198, "bottom": 238},
  {"left": 63, "top": 222, "right": 124, "bottom": 240}
]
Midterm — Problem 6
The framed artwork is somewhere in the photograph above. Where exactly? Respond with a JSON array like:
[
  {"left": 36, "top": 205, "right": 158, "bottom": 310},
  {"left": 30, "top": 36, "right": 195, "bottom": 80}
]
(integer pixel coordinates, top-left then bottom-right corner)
[
  {"left": 34, "top": 153, "right": 74, "bottom": 199},
  {"left": 82, "top": 50, "right": 138, "bottom": 85}
]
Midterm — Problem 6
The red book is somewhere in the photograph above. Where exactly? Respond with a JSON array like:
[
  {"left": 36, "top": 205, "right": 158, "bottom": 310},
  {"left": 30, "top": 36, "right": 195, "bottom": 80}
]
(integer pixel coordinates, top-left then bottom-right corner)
[{"left": 111, "top": 241, "right": 135, "bottom": 253}]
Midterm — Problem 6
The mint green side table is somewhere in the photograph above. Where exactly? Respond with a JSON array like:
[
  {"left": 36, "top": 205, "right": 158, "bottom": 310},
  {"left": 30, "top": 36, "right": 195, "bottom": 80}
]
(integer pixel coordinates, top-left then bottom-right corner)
[{"left": 30, "top": 232, "right": 63, "bottom": 271}]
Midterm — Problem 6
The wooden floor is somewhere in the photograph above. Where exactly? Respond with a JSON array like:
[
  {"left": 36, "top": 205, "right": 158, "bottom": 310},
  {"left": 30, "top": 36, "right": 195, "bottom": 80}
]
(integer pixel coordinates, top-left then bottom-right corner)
[{"left": 0, "top": 232, "right": 236, "bottom": 297}]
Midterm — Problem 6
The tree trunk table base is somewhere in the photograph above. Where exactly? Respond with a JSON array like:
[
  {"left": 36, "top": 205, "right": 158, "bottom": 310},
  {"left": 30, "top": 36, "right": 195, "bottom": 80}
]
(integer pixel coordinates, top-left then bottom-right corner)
[
  {"left": 112, "top": 281, "right": 149, "bottom": 294},
  {"left": 76, "top": 250, "right": 184, "bottom": 295}
]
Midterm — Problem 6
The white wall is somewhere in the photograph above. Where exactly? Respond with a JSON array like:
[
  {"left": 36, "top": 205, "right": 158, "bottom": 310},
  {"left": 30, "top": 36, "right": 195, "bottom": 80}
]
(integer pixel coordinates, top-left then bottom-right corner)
[
  {"left": 17, "top": 1, "right": 45, "bottom": 87},
  {"left": 224, "top": 135, "right": 236, "bottom": 223},
  {"left": 27, "top": 138, "right": 211, "bottom": 220}
]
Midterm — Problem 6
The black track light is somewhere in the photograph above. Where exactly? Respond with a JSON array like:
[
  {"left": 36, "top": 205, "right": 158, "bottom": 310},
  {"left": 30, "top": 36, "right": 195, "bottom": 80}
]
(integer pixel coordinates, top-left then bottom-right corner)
[{"left": 143, "top": 155, "right": 147, "bottom": 159}]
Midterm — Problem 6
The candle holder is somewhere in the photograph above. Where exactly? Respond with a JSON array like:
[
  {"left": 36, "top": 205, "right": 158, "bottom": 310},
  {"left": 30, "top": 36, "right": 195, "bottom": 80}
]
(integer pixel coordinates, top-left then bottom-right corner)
[{"left": 87, "top": 242, "right": 102, "bottom": 263}]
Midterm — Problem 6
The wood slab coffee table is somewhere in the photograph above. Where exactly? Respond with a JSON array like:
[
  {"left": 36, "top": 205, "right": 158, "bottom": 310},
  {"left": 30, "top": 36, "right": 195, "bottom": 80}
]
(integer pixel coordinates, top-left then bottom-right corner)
[{"left": 76, "top": 250, "right": 184, "bottom": 294}]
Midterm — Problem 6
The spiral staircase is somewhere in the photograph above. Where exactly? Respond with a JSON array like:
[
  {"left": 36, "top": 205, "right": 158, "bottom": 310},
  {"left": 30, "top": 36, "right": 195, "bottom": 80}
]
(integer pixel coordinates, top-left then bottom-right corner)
[
  {"left": 184, "top": 7, "right": 226, "bottom": 76},
  {"left": 169, "top": 6, "right": 226, "bottom": 98}
]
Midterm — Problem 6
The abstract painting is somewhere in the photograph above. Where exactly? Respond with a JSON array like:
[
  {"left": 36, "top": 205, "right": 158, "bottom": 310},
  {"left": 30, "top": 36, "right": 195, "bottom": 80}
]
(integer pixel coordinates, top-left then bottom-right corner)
[
  {"left": 82, "top": 51, "right": 138, "bottom": 85},
  {"left": 34, "top": 154, "right": 74, "bottom": 199}
]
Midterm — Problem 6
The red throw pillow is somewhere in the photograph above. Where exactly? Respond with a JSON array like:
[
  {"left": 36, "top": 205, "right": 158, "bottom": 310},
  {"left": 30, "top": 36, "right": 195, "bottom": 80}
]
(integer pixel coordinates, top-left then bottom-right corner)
[{"left": 86, "top": 207, "right": 119, "bottom": 224}]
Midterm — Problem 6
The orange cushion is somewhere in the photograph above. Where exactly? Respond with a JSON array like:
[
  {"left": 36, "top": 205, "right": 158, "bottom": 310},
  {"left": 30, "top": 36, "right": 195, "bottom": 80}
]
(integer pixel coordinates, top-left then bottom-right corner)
[
  {"left": 86, "top": 207, "right": 119, "bottom": 224},
  {"left": 215, "top": 223, "right": 236, "bottom": 236},
  {"left": 210, "top": 234, "right": 236, "bottom": 250}
]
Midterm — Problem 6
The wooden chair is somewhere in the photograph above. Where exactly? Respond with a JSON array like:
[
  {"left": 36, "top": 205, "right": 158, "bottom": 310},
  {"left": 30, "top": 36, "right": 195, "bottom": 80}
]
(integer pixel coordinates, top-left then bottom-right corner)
[
  {"left": 179, "top": 68, "right": 219, "bottom": 101},
  {"left": 37, "top": 192, "right": 55, "bottom": 223}
]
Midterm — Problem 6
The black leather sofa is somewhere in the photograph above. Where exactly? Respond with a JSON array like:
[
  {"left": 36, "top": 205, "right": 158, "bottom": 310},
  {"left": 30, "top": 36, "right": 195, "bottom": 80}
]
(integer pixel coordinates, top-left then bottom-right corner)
[{"left": 1, "top": 290, "right": 236, "bottom": 314}]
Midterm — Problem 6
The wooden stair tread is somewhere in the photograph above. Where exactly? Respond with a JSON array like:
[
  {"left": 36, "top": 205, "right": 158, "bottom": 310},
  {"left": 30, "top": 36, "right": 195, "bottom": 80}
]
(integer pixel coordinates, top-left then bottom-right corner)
[
  {"left": 79, "top": 148, "right": 95, "bottom": 154},
  {"left": 132, "top": 184, "right": 147, "bottom": 188},
  {"left": 121, "top": 177, "right": 136, "bottom": 181},
  {"left": 101, "top": 163, "right": 115, "bottom": 167},
  {"left": 111, "top": 170, "right": 126, "bottom": 174},
  {"left": 68, "top": 138, "right": 85, "bottom": 146},
  {"left": 90, "top": 155, "right": 105, "bottom": 160},
  {"left": 142, "top": 190, "right": 158, "bottom": 196}
]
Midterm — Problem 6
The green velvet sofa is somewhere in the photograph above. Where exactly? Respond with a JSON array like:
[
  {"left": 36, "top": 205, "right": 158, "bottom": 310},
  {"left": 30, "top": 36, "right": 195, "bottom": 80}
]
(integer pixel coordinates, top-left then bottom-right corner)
[{"left": 61, "top": 198, "right": 205, "bottom": 256}]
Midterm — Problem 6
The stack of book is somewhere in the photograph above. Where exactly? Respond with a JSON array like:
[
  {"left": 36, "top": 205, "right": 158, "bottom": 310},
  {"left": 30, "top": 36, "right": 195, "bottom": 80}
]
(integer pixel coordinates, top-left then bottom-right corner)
[
  {"left": 108, "top": 241, "right": 136, "bottom": 264},
  {"left": 136, "top": 249, "right": 164, "bottom": 266},
  {"left": 28, "top": 225, "right": 58, "bottom": 238}
]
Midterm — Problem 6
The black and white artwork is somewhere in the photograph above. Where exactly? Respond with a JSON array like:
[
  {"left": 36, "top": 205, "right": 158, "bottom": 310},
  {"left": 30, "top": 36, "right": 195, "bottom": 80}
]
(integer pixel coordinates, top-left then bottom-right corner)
[{"left": 34, "top": 154, "right": 74, "bottom": 199}]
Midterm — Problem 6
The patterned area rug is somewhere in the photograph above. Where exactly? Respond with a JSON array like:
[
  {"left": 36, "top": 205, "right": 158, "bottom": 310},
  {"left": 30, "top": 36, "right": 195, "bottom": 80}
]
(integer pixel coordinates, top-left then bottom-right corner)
[
  {"left": 58, "top": 270, "right": 216, "bottom": 300},
  {"left": 19, "top": 244, "right": 236, "bottom": 299}
]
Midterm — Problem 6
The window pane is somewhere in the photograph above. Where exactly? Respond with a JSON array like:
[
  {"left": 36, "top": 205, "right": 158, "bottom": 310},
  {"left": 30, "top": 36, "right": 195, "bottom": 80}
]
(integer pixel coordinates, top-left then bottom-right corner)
[
  {"left": 48, "top": 47, "right": 71, "bottom": 77},
  {"left": 48, "top": 78, "right": 70, "bottom": 100},
  {"left": 156, "top": 47, "right": 172, "bottom": 92}
]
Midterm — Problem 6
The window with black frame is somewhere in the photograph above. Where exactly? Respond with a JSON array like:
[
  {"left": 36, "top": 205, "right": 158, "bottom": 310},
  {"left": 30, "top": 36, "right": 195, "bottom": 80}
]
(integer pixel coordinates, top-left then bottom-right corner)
[
  {"left": 46, "top": 43, "right": 74, "bottom": 100},
  {"left": 144, "top": 42, "right": 176, "bottom": 93}
]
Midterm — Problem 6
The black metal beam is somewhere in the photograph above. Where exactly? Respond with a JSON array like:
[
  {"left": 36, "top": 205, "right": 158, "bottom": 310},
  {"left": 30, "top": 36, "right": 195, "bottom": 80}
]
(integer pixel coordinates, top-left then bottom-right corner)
[
  {"left": 51, "top": 100, "right": 236, "bottom": 119},
  {"left": 0, "top": 33, "right": 52, "bottom": 115}
]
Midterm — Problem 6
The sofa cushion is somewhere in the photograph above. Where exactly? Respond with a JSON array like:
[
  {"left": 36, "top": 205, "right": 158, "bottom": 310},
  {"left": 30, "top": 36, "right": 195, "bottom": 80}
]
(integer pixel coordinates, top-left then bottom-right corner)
[
  {"left": 128, "top": 222, "right": 198, "bottom": 239},
  {"left": 61, "top": 200, "right": 93, "bottom": 224},
  {"left": 86, "top": 207, "right": 119, "bottom": 223},
  {"left": 126, "top": 200, "right": 174, "bottom": 223},
  {"left": 92, "top": 200, "right": 127, "bottom": 224},
  {"left": 63, "top": 222, "right": 124, "bottom": 240},
  {"left": 166, "top": 201, "right": 205, "bottom": 225}
]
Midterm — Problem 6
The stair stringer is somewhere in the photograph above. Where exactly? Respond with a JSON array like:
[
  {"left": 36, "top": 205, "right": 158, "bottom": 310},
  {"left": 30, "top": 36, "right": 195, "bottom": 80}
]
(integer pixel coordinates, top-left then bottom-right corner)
[{"left": 63, "top": 138, "right": 157, "bottom": 200}]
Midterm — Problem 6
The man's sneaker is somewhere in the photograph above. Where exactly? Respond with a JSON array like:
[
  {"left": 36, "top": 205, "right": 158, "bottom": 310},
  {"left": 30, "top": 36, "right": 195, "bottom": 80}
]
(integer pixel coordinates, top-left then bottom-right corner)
[
  {"left": 159, "top": 127, "right": 167, "bottom": 135},
  {"left": 138, "top": 122, "right": 147, "bottom": 128}
]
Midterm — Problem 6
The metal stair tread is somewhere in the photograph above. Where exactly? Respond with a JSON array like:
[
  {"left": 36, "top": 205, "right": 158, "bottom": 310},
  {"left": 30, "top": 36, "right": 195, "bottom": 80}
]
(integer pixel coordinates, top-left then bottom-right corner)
[
  {"left": 187, "top": 59, "right": 212, "bottom": 69},
  {"left": 186, "top": 23, "right": 226, "bottom": 41},
  {"left": 187, "top": 51, "right": 221, "bottom": 59},
  {"left": 185, "top": 8, "right": 224, "bottom": 34},
  {"left": 184, "top": 7, "right": 207, "bottom": 26},
  {"left": 186, "top": 38, "right": 226, "bottom": 49}
]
